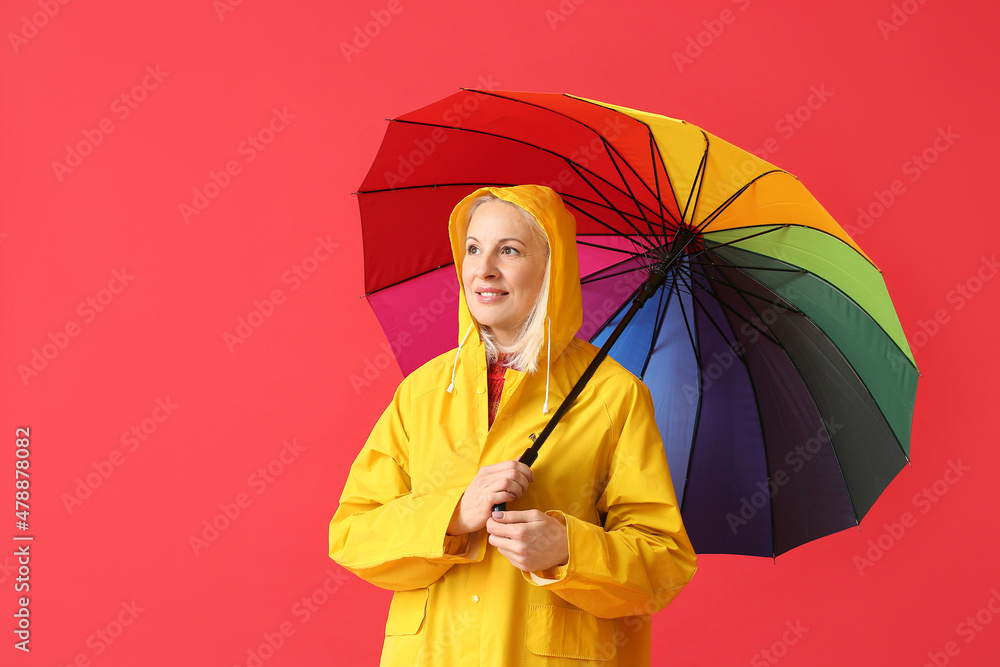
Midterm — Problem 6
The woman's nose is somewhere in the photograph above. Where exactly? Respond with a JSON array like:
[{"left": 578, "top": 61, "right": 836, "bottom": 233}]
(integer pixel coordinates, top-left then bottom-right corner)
[{"left": 475, "top": 258, "right": 498, "bottom": 278}]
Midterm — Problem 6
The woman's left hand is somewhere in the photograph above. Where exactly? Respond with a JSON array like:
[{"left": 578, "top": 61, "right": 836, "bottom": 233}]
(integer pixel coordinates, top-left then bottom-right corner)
[{"left": 486, "top": 510, "right": 569, "bottom": 573}]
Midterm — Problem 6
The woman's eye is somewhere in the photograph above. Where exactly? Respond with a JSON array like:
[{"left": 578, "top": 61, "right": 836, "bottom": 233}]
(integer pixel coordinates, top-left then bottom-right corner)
[
  {"left": 466, "top": 245, "right": 480, "bottom": 255},
  {"left": 500, "top": 246, "right": 519, "bottom": 256}
]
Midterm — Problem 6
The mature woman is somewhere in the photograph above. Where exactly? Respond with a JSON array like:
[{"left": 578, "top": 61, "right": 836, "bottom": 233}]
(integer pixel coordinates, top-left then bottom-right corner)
[{"left": 330, "top": 184, "right": 696, "bottom": 666}]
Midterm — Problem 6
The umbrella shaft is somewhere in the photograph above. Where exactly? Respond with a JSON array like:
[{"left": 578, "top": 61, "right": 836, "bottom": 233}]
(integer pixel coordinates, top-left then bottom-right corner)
[{"left": 492, "top": 229, "right": 695, "bottom": 513}]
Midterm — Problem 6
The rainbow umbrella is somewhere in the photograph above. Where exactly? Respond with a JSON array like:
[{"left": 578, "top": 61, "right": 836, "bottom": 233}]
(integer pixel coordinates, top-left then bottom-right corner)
[{"left": 355, "top": 89, "right": 918, "bottom": 557}]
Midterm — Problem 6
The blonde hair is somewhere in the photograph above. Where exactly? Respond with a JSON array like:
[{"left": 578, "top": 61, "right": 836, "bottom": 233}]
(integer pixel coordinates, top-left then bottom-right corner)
[{"left": 464, "top": 195, "right": 551, "bottom": 373}]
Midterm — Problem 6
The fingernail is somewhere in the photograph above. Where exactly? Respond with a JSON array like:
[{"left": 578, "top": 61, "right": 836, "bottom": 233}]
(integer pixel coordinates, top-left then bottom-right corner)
[{"left": 493, "top": 511, "right": 504, "bottom": 519}]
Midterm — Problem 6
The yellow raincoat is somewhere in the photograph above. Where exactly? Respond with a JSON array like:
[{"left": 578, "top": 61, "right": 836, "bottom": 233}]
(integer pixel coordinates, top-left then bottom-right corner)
[{"left": 330, "top": 185, "right": 696, "bottom": 665}]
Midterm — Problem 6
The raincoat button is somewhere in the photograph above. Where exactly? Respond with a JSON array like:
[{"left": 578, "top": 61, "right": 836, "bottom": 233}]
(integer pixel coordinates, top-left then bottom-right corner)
[
  {"left": 476, "top": 387, "right": 484, "bottom": 394},
  {"left": 472, "top": 595, "right": 480, "bottom": 603}
]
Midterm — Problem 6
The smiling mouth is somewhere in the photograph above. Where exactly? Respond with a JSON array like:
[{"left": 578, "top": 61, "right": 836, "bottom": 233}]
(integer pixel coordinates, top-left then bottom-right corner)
[{"left": 475, "top": 289, "right": 509, "bottom": 303}]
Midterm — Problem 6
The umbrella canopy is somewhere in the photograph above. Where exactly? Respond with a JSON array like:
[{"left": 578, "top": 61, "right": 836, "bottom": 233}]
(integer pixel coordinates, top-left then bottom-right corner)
[{"left": 356, "top": 89, "right": 918, "bottom": 557}]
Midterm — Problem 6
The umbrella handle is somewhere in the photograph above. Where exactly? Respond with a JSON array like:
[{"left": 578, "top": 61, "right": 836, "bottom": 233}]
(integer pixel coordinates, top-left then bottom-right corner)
[{"left": 491, "top": 446, "right": 538, "bottom": 513}]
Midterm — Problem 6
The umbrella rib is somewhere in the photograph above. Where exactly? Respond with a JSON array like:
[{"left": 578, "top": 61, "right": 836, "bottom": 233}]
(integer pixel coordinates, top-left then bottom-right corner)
[
  {"left": 562, "top": 194, "right": 678, "bottom": 241},
  {"left": 391, "top": 91, "right": 689, "bottom": 247},
  {"left": 599, "top": 135, "right": 667, "bottom": 241},
  {"left": 577, "top": 238, "right": 647, "bottom": 256},
  {"left": 361, "top": 127, "right": 672, "bottom": 255},
  {"left": 689, "top": 260, "right": 787, "bottom": 348},
  {"left": 565, "top": 161, "right": 659, "bottom": 246},
  {"left": 685, "top": 277, "right": 751, "bottom": 359},
  {"left": 384, "top": 118, "right": 655, "bottom": 221},
  {"left": 648, "top": 132, "right": 676, "bottom": 247},
  {"left": 675, "top": 273, "right": 699, "bottom": 358},
  {"left": 707, "top": 241, "right": 918, "bottom": 372},
  {"left": 579, "top": 243, "right": 661, "bottom": 283},
  {"left": 686, "top": 130, "right": 713, "bottom": 228},
  {"left": 685, "top": 273, "right": 785, "bottom": 348},
  {"left": 682, "top": 267, "right": 785, "bottom": 349},
  {"left": 638, "top": 273, "right": 678, "bottom": 379},
  {"left": 362, "top": 262, "right": 454, "bottom": 296},
  {"left": 702, "top": 269, "right": 780, "bottom": 558},
  {"left": 586, "top": 281, "right": 645, "bottom": 344},
  {"left": 700, "top": 260, "right": 905, "bottom": 525},
  {"left": 682, "top": 145, "right": 710, "bottom": 227},
  {"left": 696, "top": 264, "right": 781, "bottom": 557},
  {"left": 687, "top": 260, "right": 804, "bottom": 273},
  {"left": 693, "top": 170, "right": 787, "bottom": 234},
  {"left": 564, "top": 94, "right": 684, "bottom": 228},
  {"left": 694, "top": 254, "right": 789, "bottom": 327},
  {"left": 709, "top": 249, "right": 914, "bottom": 465},
  {"left": 360, "top": 176, "right": 659, "bottom": 255},
  {"left": 386, "top": 100, "right": 680, "bottom": 234},
  {"left": 676, "top": 283, "right": 702, "bottom": 517},
  {"left": 698, "top": 259, "right": 859, "bottom": 552},
  {"left": 688, "top": 225, "right": 787, "bottom": 259},
  {"left": 563, "top": 200, "right": 656, "bottom": 254},
  {"left": 356, "top": 180, "right": 518, "bottom": 196},
  {"left": 581, "top": 265, "right": 648, "bottom": 286},
  {"left": 465, "top": 89, "right": 671, "bottom": 208},
  {"left": 686, "top": 264, "right": 803, "bottom": 315}
]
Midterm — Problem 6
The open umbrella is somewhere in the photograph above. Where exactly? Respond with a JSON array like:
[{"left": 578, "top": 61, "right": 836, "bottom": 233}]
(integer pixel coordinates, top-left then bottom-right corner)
[{"left": 355, "top": 89, "right": 918, "bottom": 557}]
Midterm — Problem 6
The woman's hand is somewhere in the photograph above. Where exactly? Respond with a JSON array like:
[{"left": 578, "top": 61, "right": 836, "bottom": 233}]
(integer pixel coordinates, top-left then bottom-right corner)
[
  {"left": 487, "top": 510, "right": 569, "bottom": 573},
  {"left": 447, "top": 460, "right": 534, "bottom": 536}
]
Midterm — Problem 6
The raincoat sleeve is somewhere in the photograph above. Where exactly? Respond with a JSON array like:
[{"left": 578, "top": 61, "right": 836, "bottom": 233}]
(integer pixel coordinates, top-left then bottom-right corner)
[
  {"left": 520, "top": 379, "right": 697, "bottom": 618},
  {"left": 329, "top": 379, "right": 485, "bottom": 591}
]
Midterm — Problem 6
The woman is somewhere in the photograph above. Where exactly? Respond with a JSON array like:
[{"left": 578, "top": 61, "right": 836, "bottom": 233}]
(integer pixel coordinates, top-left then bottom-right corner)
[{"left": 330, "top": 184, "right": 696, "bottom": 665}]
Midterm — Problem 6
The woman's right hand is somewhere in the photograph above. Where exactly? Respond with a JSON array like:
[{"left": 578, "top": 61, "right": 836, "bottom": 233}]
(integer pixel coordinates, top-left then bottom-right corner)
[{"left": 446, "top": 460, "right": 534, "bottom": 535}]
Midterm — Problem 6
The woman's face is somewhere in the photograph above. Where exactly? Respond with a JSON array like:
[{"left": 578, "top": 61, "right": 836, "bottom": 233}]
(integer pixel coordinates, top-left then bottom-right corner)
[{"left": 462, "top": 201, "right": 548, "bottom": 347}]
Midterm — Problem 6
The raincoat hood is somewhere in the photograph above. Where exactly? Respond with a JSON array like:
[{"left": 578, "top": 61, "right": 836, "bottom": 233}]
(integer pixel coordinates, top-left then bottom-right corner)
[
  {"left": 448, "top": 185, "right": 582, "bottom": 366},
  {"left": 330, "top": 187, "right": 695, "bottom": 667}
]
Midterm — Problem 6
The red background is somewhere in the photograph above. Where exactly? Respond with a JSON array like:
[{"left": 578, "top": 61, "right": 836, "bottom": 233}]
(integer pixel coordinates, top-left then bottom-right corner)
[{"left": 3, "top": 1, "right": 998, "bottom": 665}]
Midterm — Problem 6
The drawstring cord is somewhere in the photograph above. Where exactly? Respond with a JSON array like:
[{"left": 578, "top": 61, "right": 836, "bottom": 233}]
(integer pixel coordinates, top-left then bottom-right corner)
[
  {"left": 542, "top": 317, "right": 551, "bottom": 415},
  {"left": 447, "top": 319, "right": 551, "bottom": 416},
  {"left": 446, "top": 323, "right": 475, "bottom": 393}
]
